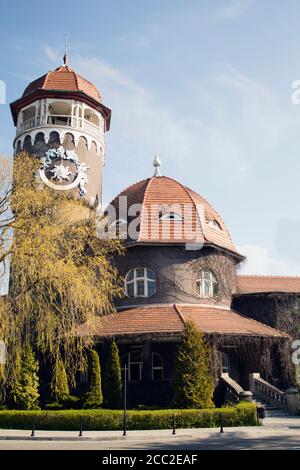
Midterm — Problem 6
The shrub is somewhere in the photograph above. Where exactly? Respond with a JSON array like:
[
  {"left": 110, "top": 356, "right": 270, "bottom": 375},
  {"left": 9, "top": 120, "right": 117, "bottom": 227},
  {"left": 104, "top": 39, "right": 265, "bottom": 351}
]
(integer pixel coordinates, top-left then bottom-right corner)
[
  {"left": 174, "top": 321, "right": 214, "bottom": 409},
  {"left": 50, "top": 358, "right": 69, "bottom": 402},
  {"left": 84, "top": 350, "right": 103, "bottom": 408},
  {"left": 103, "top": 340, "right": 122, "bottom": 409},
  {"left": 0, "top": 403, "right": 258, "bottom": 430},
  {"left": 11, "top": 344, "right": 40, "bottom": 410}
]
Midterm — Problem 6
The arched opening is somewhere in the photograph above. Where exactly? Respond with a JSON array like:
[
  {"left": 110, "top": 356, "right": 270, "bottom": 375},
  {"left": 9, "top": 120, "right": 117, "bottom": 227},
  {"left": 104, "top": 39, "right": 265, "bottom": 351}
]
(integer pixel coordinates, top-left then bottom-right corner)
[
  {"left": 125, "top": 268, "right": 156, "bottom": 298},
  {"left": 33, "top": 132, "right": 47, "bottom": 156},
  {"left": 48, "top": 131, "right": 61, "bottom": 149},
  {"left": 220, "top": 352, "right": 230, "bottom": 374},
  {"left": 23, "top": 135, "right": 32, "bottom": 153},
  {"left": 63, "top": 133, "right": 75, "bottom": 151}
]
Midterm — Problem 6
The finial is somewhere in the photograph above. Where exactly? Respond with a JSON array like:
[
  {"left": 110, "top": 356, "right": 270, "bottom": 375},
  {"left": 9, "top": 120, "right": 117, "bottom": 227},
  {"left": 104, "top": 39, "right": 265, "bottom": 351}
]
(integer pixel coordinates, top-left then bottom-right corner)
[
  {"left": 153, "top": 155, "right": 161, "bottom": 177},
  {"left": 63, "top": 32, "right": 69, "bottom": 66}
]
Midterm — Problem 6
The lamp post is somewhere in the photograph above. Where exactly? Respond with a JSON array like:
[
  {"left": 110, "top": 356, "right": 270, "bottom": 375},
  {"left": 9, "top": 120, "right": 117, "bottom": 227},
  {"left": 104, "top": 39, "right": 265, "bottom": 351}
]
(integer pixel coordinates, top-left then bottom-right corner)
[{"left": 123, "top": 363, "right": 127, "bottom": 436}]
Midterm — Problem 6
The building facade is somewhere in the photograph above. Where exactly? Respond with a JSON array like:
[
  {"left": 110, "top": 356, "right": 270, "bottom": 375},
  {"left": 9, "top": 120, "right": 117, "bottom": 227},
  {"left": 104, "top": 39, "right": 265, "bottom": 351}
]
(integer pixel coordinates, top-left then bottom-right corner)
[{"left": 10, "top": 58, "right": 300, "bottom": 407}]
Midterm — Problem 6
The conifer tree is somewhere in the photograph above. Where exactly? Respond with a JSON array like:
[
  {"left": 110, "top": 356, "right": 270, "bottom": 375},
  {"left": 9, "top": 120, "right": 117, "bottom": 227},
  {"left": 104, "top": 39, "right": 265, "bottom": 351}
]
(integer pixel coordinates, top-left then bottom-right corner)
[
  {"left": 11, "top": 343, "right": 40, "bottom": 410},
  {"left": 174, "top": 321, "right": 214, "bottom": 409},
  {"left": 103, "top": 340, "right": 122, "bottom": 409},
  {"left": 50, "top": 356, "right": 69, "bottom": 402},
  {"left": 84, "top": 349, "right": 103, "bottom": 408}
]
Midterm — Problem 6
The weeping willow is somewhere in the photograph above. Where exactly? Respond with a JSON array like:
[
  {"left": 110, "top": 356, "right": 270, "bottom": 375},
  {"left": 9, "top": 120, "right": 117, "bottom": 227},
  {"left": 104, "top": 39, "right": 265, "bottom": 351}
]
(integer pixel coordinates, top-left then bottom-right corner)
[{"left": 4, "top": 152, "right": 123, "bottom": 389}]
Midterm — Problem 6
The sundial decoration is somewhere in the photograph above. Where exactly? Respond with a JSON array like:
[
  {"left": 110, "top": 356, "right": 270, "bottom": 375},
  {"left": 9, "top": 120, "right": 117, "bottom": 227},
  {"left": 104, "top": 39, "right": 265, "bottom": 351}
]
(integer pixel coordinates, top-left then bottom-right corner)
[{"left": 39, "top": 146, "right": 89, "bottom": 196}]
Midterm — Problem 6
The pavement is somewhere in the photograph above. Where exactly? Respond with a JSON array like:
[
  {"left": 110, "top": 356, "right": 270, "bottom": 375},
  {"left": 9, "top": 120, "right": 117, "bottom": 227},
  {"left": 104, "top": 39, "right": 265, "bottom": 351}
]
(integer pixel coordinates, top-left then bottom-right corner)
[{"left": 0, "top": 414, "right": 299, "bottom": 449}]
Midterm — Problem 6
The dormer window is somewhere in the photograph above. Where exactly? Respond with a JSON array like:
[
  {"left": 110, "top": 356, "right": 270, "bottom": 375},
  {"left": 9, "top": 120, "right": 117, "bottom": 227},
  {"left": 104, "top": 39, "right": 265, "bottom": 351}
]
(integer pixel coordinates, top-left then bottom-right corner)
[
  {"left": 208, "top": 220, "right": 222, "bottom": 230},
  {"left": 196, "top": 269, "right": 219, "bottom": 298},
  {"left": 125, "top": 268, "right": 156, "bottom": 298},
  {"left": 159, "top": 212, "right": 183, "bottom": 221}
]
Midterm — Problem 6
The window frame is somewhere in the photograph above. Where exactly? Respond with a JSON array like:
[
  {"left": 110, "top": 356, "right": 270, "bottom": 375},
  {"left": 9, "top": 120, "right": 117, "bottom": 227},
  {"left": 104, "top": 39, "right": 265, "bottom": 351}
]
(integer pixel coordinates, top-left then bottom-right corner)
[
  {"left": 151, "top": 352, "right": 164, "bottom": 381},
  {"left": 121, "top": 351, "right": 143, "bottom": 382},
  {"left": 196, "top": 268, "right": 219, "bottom": 298},
  {"left": 125, "top": 267, "right": 156, "bottom": 298}
]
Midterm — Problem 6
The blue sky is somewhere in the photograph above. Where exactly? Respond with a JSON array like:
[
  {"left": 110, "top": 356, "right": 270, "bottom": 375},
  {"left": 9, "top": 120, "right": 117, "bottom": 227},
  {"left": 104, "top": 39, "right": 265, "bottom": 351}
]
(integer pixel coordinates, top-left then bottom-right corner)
[{"left": 1, "top": 0, "right": 300, "bottom": 275}]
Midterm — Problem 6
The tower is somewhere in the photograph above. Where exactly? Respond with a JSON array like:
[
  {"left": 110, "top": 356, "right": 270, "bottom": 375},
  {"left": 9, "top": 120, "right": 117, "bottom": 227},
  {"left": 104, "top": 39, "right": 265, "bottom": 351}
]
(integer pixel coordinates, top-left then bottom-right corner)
[{"left": 10, "top": 55, "right": 111, "bottom": 209}]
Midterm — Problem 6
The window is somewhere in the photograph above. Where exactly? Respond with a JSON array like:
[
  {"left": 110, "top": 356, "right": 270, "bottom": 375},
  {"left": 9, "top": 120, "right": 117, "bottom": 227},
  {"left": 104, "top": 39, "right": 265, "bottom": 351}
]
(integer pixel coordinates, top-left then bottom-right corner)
[
  {"left": 220, "top": 352, "right": 230, "bottom": 374},
  {"left": 121, "top": 350, "right": 143, "bottom": 381},
  {"left": 152, "top": 352, "right": 163, "bottom": 380},
  {"left": 196, "top": 269, "right": 219, "bottom": 298},
  {"left": 159, "top": 212, "right": 183, "bottom": 221},
  {"left": 208, "top": 220, "right": 222, "bottom": 230},
  {"left": 125, "top": 268, "right": 156, "bottom": 298}
]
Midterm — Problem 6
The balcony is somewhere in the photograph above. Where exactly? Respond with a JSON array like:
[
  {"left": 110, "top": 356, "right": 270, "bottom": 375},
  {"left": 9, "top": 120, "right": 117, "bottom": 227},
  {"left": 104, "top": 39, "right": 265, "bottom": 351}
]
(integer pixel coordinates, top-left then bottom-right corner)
[{"left": 16, "top": 114, "right": 102, "bottom": 140}]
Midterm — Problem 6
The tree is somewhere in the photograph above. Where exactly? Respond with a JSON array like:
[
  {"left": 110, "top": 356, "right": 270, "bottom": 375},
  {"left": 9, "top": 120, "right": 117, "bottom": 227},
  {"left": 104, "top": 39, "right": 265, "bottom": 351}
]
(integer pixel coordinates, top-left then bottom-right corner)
[
  {"left": 84, "top": 349, "right": 103, "bottom": 408},
  {"left": 103, "top": 340, "right": 122, "bottom": 409},
  {"left": 174, "top": 321, "right": 214, "bottom": 409},
  {"left": 1, "top": 152, "right": 123, "bottom": 393},
  {"left": 50, "top": 356, "right": 69, "bottom": 402},
  {"left": 11, "top": 343, "right": 40, "bottom": 410}
]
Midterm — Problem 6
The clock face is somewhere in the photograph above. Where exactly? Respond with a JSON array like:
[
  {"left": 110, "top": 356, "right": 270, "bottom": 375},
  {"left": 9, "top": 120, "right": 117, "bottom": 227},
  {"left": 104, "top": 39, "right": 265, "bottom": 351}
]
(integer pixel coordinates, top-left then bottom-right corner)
[{"left": 39, "top": 146, "right": 88, "bottom": 196}]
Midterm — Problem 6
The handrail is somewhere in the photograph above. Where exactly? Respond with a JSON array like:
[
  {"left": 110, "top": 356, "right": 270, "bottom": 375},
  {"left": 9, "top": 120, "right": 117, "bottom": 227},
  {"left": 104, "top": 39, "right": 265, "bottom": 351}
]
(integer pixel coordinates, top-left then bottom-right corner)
[
  {"left": 251, "top": 373, "right": 287, "bottom": 407},
  {"left": 220, "top": 373, "right": 243, "bottom": 404}
]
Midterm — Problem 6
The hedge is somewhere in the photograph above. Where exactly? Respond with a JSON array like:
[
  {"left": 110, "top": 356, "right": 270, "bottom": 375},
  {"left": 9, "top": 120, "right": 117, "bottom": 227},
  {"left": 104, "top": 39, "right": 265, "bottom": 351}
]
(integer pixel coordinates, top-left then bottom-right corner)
[{"left": 0, "top": 403, "right": 258, "bottom": 430}]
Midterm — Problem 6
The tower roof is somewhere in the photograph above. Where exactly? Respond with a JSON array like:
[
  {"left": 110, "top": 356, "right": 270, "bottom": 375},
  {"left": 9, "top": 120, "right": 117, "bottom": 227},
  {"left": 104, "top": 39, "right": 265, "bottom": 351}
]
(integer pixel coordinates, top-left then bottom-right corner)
[
  {"left": 22, "top": 65, "right": 101, "bottom": 103},
  {"left": 10, "top": 62, "right": 111, "bottom": 129},
  {"left": 108, "top": 175, "right": 242, "bottom": 258}
]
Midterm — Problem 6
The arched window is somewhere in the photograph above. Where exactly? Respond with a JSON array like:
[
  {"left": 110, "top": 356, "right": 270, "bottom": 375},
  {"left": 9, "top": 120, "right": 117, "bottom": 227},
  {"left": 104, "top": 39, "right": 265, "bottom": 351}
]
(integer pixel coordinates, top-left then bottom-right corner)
[
  {"left": 159, "top": 212, "right": 183, "bottom": 221},
  {"left": 152, "top": 352, "right": 163, "bottom": 380},
  {"left": 125, "top": 268, "right": 156, "bottom": 298},
  {"left": 208, "top": 219, "right": 222, "bottom": 230},
  {"left": 196, "top": 269, "right": 219, "bottom": 298},
  {"left": 121, "top": 350, "right": 143, "bottom": 381}
]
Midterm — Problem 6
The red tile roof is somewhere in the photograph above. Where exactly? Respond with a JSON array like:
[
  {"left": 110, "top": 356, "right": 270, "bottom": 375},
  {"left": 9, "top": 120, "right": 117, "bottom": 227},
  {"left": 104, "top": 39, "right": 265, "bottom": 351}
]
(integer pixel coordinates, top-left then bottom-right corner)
[
  {"left": 108, "top": 176, "right": 241, "bottom": 257},
  {"left": 23, "top": 65, "right": 101, "bottom": 103},
  {"left": 236, "top": 275, "right": 300, "bottom": 294},
  {"left": 84, "top": 304, "right": 288, "bottom": 339}
]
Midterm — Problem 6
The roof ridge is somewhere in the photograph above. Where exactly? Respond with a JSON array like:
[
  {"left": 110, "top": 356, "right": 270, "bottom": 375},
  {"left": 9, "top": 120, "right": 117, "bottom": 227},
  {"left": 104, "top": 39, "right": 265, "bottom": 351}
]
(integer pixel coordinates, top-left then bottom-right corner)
[
  {"left": 173, "top": 304, "right": 186, "bottom": 325},
  {"left": 138, "top": 177, "right": 154, "bottom": 242},
  {"left": 237, "top": 274, "right": 300, "bottom": 279},
  {"left": 108, "top": 178, "right": 151, "bottom": 209}
]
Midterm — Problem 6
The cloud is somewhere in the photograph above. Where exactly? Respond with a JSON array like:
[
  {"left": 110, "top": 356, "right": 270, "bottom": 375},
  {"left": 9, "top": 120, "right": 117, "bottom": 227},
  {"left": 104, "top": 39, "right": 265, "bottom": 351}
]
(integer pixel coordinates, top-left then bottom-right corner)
[
  {"left": 43, "top": 45, "right": 59, "bottom": 63},
  {"left": 215, "top": 1, "right": 251, "bottom": 20},
  {"left": 238, "top": 244, "right": 300, "bottom": 275}
]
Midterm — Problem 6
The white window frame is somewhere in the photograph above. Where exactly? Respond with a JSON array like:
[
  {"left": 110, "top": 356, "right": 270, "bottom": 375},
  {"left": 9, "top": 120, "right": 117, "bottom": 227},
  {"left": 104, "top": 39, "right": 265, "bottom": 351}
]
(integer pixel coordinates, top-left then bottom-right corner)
[
  {"left": 125, "top": 267, "right": 156, "bottom": 298},
  {"left": 121, "top": 351, "right": 143, "bottom": 382},
  {"left": 208, "top": 220, "right": 222, "bottom": 230},
  {"left": 196, "top": 269, "right": 219, "bottom": 298},
  {"left": 159, "top": 212, "right": 183, "bottom": 221},
  {"left": 152, "top": 352, "right": 164, "bottom": 381}
]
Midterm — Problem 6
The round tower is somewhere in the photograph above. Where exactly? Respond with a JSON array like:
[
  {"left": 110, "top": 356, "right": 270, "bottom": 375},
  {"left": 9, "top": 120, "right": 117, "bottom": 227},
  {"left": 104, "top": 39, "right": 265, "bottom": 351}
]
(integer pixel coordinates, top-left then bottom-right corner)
[{"left": 10, "top": 55, "right": 111, "bottom": 209}]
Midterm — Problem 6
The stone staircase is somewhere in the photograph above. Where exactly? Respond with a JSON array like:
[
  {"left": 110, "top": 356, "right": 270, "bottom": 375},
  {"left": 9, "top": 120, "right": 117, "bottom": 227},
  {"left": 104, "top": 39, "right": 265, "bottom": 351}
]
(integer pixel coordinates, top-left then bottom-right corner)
[{"left": 252, "top": 395, "right": 290, "bottom": 418}]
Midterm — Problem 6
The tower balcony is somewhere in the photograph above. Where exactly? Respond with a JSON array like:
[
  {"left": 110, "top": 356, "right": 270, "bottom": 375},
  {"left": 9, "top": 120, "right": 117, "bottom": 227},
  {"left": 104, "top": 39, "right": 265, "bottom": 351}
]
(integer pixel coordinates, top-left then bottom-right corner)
[{"left": 16, "top": 114, "right": 103, "bottom": 141}]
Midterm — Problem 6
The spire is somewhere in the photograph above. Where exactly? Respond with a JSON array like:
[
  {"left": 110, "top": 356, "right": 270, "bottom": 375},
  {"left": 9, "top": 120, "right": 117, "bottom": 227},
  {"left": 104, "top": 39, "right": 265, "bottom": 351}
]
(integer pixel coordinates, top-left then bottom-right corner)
[
  {"left": 153, "top": 155, "right": 161, "bottom": 177},
  {"left": 63, "top": 32, "right": 69, "bottom": 66}
]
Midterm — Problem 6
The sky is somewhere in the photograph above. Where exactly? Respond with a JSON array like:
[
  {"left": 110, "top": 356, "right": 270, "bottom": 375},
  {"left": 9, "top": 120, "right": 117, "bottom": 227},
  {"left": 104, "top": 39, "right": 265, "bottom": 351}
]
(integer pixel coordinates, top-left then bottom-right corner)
[{"left": 1, "top": 0, "right": 300, "bottom": 276}]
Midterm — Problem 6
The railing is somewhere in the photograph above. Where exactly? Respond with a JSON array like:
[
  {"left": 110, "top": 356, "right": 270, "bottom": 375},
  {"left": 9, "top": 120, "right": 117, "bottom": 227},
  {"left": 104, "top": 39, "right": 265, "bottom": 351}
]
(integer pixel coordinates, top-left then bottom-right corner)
[
  {"left": 250, "top": 373, "right": 287, "bottom": 410},
  {"left": 220, "top": 373, "right": 244, "bottom": 405},
  {"left": 17, "top": 115, "right": 102, "bottom": 139}
]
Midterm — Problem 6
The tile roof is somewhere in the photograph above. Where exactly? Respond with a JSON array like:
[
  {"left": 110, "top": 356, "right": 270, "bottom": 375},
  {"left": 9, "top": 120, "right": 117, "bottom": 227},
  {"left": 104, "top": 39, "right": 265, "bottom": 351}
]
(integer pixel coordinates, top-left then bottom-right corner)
[
  {"left": 83, "top": 304, "right": 288, "bottom": 339},
  {"left": 22, "top": 65, "right": 101, "bottom": 103},
  {"left": 108, "top": 176, "right": 241, "bottom": 257},
  {"left": 236, "top": 275, "right": 300, "bottom": 294}
]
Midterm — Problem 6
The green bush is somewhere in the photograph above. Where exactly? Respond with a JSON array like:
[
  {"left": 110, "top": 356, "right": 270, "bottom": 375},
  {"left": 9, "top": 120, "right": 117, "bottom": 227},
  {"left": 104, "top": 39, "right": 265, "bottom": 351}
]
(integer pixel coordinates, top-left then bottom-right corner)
[
  {"left": 84, "top": 349, "right": 103, "bottom": 408},
  {"left": 0, "top": 403, "right": 258, "bottom": 430},
  {"left": 174, "top": 321, "right": 214, "bottom": 409},
  {"left": 103, "top": 340, "right": 122, "bottom": 409},
  {"left": 50, "top": 358, "right": 69, "bottom": 402},
  {"left": 11, "top": 344, "right": 40, "bottom": 410}
]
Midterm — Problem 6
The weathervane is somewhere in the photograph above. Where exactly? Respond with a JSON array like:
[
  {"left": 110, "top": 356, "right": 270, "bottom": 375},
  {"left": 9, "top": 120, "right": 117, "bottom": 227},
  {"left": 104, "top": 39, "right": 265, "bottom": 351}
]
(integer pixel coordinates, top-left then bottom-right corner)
[{"left": 63, "top": 32, "right": 69, "bottom": 66}]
